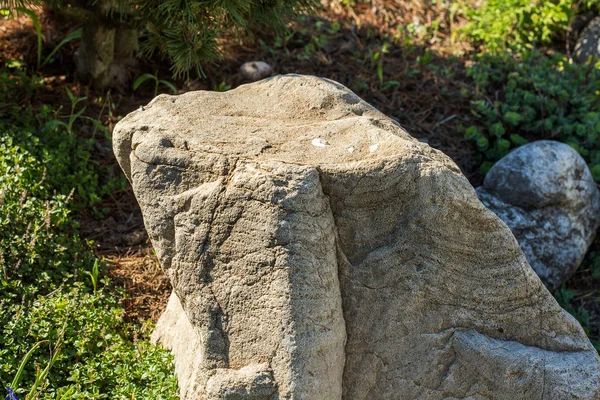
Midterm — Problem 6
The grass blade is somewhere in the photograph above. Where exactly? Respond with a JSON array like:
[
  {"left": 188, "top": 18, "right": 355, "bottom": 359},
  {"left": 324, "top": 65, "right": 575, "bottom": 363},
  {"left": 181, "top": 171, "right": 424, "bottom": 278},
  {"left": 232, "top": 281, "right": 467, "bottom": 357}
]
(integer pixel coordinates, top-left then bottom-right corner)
[
  {"left": 159, "top": 80, "right": 178, "bottom": 95},
  {"left": 133, "top": 74, "right": 157, "bottom": 91},
  {"left": 16, "top": 7, "right": 42, "bottom": 70},
  {"left": 10, "top": 340, "right": 48, "bottom": 390},
  {"left": 28, "top": 345, "right": 62, "bottom": 399},
  {"left": 42, "top": 28, "right": 82, "bottom": 68}
]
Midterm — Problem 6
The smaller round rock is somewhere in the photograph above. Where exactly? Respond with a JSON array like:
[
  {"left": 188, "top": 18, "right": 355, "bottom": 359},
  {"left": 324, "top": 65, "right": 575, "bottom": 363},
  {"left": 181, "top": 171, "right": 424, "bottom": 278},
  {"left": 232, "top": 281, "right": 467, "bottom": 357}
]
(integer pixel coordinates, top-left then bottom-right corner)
[
  {"left": 240, "top": 61, "right": 273, "bottom": 81},
  {"left": 477, "top": 140, "right": 600, "bottom": 291}
]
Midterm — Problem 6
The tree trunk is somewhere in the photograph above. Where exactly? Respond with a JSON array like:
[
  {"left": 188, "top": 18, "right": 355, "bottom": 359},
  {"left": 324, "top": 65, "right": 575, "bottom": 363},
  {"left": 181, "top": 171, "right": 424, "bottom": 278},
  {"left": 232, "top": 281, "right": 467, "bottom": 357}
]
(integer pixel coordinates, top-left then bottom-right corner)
[
  {"left": 72, "top": 0, "right": 139, "bottom": 90},
  {"left": 114, "top": 26, "right": 139, "bottom": 67},
  {"left": 76, "top": 19, "right": 116, "bottom": 89}
]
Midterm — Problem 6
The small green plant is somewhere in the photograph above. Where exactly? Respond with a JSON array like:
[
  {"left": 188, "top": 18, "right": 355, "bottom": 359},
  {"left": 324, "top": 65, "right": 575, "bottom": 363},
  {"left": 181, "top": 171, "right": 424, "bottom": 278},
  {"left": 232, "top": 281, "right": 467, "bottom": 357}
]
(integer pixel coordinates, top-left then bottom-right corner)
[
  {"left": 258, "top": 18, "right": 338, "bottom": 62},
  {"left": 588, "top": 250, "right": 600, "bottom": 279},
  {"left": 133, "top": 72, "right": 178, "bottom": 97},
  {"left": 554, "top": 286, "right": 591, "bottom": 329},
  {"left": 86, "top": 259, "right": 100, "bottom": 292},
  {"left": 380, "top": 79, "right": 400, "bottom": 92},
  {"left": 417, "top": 49, "right": 433, "bottom": 68},
  {"left": 258, "top": 30, "right": 296, "bottom": 57},
  {"left": 60, "top": 87, "right": 87, "bottom": 135},
  {"left": 41, "top": 28, "right": 82, "bottom": 69},
  {"left": 7, "top": 340, "right": 62, "bottom": 399},
  {"left": 8, "top": 341, "right": 48, "bottom": 395},
  {"left": 356, "top": 42, "right": 395, "bottom": 88},
  {"left": 212, "top": 81, "right": 232, "bottom": 92}
]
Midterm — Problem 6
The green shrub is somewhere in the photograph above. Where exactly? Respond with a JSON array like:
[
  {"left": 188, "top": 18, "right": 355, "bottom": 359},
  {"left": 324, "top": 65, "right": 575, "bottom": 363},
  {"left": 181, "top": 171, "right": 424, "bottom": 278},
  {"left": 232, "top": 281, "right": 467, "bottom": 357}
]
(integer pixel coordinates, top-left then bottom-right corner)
[
  {"left": 0, "top": 70, "right": 178, "bottom": 398},
  {"left": 0, "top": 71, "right": 120, "bottom": 211},
  {"left": 0, "top": 286, "right": 178, "bottom": 399},
  {"left": 460, "top": 0, "right": 573, "bottom": 54},
  {"left": 0, "top": 130, "right": 98, "bottom": 302},
  {"left": 464, "top": 51, "right": 600, "bottom": 176}
]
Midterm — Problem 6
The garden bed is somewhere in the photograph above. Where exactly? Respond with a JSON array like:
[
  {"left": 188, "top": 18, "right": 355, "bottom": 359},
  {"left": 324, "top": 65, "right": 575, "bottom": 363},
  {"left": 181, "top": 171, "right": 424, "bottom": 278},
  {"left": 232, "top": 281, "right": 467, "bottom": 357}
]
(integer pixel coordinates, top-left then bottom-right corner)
[{"left": 1, "top": 0, "right": 600, "bottom": 396}]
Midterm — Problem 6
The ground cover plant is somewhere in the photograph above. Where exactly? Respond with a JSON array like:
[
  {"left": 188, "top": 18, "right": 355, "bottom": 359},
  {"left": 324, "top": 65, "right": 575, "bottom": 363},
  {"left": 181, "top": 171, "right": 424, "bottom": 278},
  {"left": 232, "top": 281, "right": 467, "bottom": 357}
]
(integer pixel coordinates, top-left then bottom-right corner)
[
  {"left": 0, "top": 69, "right": 178, "bottom": 398},
  {"left": 1, "top": 0, "right": 600, "bottom": 395},
  {"left": 464, "top": 51, "right": 600, "bottom": 176},
  {"left": 460, "top": 0, "right": 600, "bottom": 54},
  {"left": 459, "top": 0, "right": 573, "bottom": 54}
]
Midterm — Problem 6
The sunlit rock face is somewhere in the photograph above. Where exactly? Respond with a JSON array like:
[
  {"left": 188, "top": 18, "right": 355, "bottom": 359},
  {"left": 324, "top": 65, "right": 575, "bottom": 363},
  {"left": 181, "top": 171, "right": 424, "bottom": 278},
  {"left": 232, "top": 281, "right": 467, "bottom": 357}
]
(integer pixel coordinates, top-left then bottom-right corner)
[
  {"left": 477, "top": 140, "right": 600, "bottom": 292},
  {"left": 114, "top": 75, "right": 600, "bottom": 400}
]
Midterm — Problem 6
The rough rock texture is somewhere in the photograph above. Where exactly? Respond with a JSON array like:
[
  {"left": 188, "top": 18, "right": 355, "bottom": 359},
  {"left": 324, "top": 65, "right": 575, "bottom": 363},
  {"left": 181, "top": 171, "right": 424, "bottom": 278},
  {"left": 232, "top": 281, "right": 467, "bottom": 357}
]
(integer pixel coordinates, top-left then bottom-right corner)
[
  {"left": 113, "top": 75, "right": 600, "bottom": 399},
  {"left": 153, "top": 292, "right": 208, "bottom": 397},
  {"left": 575, "top": 16, "right": 600, "bottom": 62},
  {"left": 477, "top": 141, "right": 600, "bottom": 292}
]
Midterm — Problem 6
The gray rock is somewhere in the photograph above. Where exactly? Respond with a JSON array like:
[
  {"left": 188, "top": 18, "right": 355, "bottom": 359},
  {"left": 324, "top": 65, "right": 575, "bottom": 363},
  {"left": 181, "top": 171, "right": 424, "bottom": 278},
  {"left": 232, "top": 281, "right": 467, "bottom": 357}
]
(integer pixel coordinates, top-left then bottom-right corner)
[
  {"left": 477, "top": 140, "right": 600, "bottom": 292},
  {"left": 575, "top": 16, "right": 600, "bottom": 62},
  {"left": 240, "top": 61, "right": 273, "bottom": 81},
  {"left": 113, "top": 75, "right": 600, "bottom": 399}
]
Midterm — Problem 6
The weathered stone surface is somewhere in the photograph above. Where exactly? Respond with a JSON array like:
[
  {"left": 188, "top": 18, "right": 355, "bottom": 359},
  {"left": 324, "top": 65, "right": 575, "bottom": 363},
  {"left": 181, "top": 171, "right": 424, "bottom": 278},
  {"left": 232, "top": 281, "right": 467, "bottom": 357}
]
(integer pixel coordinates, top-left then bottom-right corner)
[
  {"left": 113, "top": 75, "right": 600, "bottom": 399},
  {"left": 477, "top": 141, "right": 600, "bottom": 292},
  {"left": 575, "top": 16, "right": 600, "bottom": 63},
  {"left": 154, "top": 292, "right": 278, "bottom": 399},
  {"left": 153, "top": 292, "right": 207, "bottom": 398}
]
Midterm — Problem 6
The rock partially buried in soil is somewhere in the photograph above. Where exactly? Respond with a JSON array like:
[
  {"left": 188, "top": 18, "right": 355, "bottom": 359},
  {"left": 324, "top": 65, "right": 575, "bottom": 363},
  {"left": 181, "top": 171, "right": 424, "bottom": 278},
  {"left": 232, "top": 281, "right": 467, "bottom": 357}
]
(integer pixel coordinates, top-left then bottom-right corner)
[
  {"left": 240, "top": 61, "right": 273, "bottom": 81},
  {"left": 477, "top": 140, "right": 600, "bottom": 292},
  {"left": 113, "top": 75, "right": 600, "bottom": 399},
  {"left": 122, "top": 230, "right": 147, "bottom": 246},
  {"left": 575, "top": 16, "right": 600, "bottom": 62}
]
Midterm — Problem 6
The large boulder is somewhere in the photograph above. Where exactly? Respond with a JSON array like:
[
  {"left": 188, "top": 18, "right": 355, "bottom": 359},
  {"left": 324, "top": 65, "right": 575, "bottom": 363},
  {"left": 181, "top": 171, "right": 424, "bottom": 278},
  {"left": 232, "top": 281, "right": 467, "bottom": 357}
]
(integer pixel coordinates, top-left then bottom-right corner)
[
  {"left": 477, "top": 141, "right": 600, "bottom": 292},
  {"left": 113, "top": 75, "right": 600, "bottom": 399}
]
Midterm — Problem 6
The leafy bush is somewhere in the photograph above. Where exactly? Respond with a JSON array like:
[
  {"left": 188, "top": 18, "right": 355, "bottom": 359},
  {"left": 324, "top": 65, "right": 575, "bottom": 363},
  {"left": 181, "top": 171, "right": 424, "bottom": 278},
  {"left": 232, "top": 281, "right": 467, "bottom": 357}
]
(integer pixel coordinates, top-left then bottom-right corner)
[
  {"left": 460, "top": 0, "right": 573, "bottom": 54},
  {"left": 0, "top": 286, "right": 178, "bottom": 399},
  {"left": 0, "top": 70, "right": 112, "bottom": 301},
  {"left": 0, "top": 130, "right": 98, "bottom": 302},
  {"left": 0, "top": 71, "right": 118, "bottom": 210},
  {"left": 0, "top": 70, "right": 178, "bottom": 398},
  {"left": 464, "top": 51, "right": 600, "bottom": 176}
]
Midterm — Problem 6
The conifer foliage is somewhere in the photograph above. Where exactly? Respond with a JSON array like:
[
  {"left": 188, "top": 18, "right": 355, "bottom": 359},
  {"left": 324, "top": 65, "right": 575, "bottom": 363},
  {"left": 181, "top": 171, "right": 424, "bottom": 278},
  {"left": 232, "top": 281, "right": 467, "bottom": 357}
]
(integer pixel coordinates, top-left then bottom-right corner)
[
  {"left": 2, "top": 0, "right": 316, "bottom": 86},
  {"left": 136, "top": 0, "right": 316, "bottom": 78}
]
